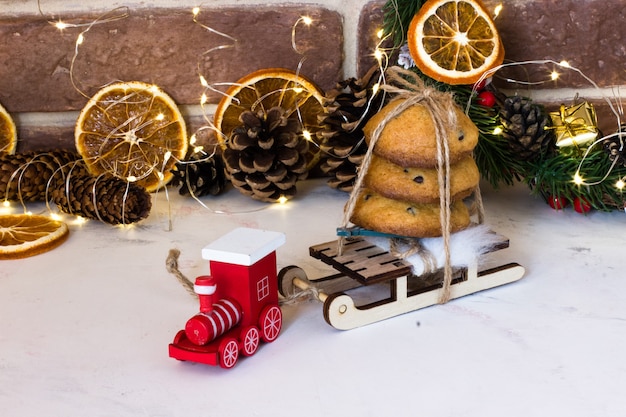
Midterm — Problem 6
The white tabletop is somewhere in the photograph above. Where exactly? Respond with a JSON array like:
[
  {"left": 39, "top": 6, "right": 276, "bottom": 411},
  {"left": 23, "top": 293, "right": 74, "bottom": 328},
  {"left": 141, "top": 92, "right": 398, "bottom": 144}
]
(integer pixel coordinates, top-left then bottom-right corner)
[{"left": 1, "top": 178, "right": 624, "bottom": 417}]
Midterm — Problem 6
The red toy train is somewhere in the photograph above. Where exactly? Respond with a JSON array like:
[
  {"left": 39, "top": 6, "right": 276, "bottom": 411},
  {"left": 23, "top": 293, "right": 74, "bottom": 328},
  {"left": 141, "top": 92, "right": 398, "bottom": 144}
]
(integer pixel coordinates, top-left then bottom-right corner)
[{"left": 169, "top": 228, "right": 286, "bottom": 369}]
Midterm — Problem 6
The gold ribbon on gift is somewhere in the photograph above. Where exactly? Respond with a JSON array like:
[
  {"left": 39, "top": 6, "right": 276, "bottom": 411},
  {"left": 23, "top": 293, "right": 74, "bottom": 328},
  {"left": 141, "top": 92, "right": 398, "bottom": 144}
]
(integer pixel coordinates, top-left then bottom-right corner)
[{"left": 548, "top": 102, "right": 599, "bottom": 148}]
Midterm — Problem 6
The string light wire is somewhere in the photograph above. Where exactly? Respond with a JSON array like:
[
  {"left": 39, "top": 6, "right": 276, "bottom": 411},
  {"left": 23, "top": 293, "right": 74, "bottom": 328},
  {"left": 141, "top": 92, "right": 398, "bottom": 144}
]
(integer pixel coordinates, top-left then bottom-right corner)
[
  {"left": 465, "top": 59, "right": 625, "bottom": 191},
  {"left": 43, "top": 6, "right": 131, "bottom": 98}
]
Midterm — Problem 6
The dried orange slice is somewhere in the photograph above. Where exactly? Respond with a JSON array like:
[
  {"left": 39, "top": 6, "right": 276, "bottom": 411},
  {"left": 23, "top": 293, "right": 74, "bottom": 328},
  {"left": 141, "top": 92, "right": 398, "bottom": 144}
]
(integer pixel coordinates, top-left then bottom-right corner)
[
  {"left": 0, "top": 102, "right": 17, "bottom": 155},
  {"left": 75, "top": 81, "right": 188, "bottom": 192},
  {"left": 0, "top": 214, "right": 69, "bottom": 259},
  {"left": 407, "top": 0, "right": 504, "bottom": 85},
  {"left": 213, "top": 68, "right": 326, "bottom": 167}
]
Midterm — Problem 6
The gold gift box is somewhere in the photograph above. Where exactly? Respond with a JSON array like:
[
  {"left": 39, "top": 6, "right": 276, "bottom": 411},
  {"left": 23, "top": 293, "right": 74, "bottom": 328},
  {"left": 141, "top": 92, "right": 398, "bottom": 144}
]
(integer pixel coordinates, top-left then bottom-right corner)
[{"left": 549, "top": 102, "right": 599, "bottom": 148}]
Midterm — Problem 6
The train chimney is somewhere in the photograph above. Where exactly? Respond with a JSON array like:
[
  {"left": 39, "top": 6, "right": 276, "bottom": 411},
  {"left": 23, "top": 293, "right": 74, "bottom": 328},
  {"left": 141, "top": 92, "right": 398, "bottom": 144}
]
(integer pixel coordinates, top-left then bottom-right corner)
[{"left": 194, "top": 275, "right": 217, "bottom": 313}]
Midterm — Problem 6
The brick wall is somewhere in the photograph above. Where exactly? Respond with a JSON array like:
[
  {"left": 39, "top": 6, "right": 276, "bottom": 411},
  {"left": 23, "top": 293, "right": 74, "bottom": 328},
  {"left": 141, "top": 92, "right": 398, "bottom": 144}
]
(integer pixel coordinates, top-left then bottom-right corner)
[{"left": 0, "top": 0, "right": 624, "bottom": 151}]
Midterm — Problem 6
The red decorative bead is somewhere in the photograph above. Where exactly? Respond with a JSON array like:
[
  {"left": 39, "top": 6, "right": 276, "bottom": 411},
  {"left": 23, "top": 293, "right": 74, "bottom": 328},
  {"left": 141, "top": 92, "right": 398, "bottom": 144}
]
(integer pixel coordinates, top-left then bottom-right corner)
[
  {"left": 477, "top": 90, "right": 496, "bottom": 108},
  {"left": 573, "top": 196, "right": 592, "bottom": 213},
  {"left": 473, "top": 78, "right": 490, "bottom": 91},
  {"left": 548, "top": 195, "right": 568, "bottom": 210}
]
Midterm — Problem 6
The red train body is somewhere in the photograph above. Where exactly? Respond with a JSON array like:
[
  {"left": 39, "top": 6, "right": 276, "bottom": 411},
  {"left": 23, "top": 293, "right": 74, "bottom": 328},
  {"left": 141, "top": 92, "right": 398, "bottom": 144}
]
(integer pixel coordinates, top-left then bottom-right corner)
[
  {"left": 169, "top": 228, "right": 286, "bottom": 369},
  {"left": 185, "top": 297, "right": 242, "bottom": 345}
]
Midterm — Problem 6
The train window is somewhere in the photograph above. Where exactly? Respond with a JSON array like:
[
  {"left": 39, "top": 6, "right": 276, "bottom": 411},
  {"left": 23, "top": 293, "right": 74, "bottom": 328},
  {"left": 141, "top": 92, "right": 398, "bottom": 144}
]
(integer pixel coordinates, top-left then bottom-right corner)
[{"left": 257, "top": 275, "right": 270, "bottom": 301}]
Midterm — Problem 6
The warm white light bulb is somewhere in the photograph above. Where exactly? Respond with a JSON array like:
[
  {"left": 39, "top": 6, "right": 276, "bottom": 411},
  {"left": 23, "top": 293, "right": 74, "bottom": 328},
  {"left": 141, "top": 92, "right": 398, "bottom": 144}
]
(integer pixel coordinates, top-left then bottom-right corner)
[
  {"left": 573, "top": 172, "right": 584, "bottom": 185},
  {"left": 494, "top": 4, "right": 503, "bottom": 18},
  {"left": 302, "top": 16, "right": 313, "bottom": 26},
  {"left": 374, "top": 48, "right": 383, "bottom": 63},
  {"left": 617, "top": 179, "right": 625, "bottom": 189}
]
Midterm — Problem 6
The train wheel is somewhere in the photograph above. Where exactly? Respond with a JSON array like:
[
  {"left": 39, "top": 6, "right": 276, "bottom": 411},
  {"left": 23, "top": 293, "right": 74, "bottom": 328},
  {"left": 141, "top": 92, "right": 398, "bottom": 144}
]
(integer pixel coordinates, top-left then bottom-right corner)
[
  {"left": 218, "top": 337, "right": 239, "bottom": 369},
  {"left": 240, "top": 326, "right": 260, "bottom": 356},
  {"left": 278, "top": 265, "right": 307, "bottom": 297},
  {"left": 259, "top": 305, "right": 282, "bottom": 343}
]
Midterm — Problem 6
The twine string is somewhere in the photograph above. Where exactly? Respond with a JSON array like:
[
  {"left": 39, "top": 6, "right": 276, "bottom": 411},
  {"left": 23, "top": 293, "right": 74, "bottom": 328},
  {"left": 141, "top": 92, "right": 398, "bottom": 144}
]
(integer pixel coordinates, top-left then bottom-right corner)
[
  {"left": 278, "top": 285, "right": 322, "bottom": 305},
  {"left": 339, "top": 95, "right": 423, "bottom": 247},
  {"left": 389, "top": 238, "right": 438, "bottom": 274},
  {"left": 340, "top": 66, "right": 461, "bottom": 303},
  {"left": 472, "top": 184, "right": 485, "bottom": 224},
  {"left": 165, "top": 248, "right": 322, "bottom": 306},
  {"left": 165, "top": 249, "right": 197, "bottom": 297}
]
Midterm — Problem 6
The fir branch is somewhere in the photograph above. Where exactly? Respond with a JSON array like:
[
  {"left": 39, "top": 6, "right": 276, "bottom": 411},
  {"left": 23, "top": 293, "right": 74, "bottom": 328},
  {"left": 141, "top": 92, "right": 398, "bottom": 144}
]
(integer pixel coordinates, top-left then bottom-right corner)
[
  {"left": 525, "top": 148, "right": 626, "bottom": 211},
  {"left": 474, "top": 130, "right": 521, "bottom": 187},
  {"left": 382, "top": 0, "right": 426, "bottom": 48},
  {"left": 453, "top": 87, "right": 522, "bottom": 188}
]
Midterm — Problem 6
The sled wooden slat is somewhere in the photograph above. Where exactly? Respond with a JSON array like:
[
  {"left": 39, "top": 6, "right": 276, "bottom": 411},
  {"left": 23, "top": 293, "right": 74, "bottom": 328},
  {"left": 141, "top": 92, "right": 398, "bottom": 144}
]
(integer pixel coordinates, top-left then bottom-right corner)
[{"left": 309, "top": 238, "right": 412, "bottom": 285}]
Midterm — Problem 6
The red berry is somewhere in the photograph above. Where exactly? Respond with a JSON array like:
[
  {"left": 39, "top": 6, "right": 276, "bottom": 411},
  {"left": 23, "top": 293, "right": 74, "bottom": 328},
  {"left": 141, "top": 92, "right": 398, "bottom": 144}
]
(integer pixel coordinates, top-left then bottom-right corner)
[
  {"left": 573, "top": 196, "right": 592, "bottom": 213},
  {"left": 548, "top": 195, "right": 567, "bottom": 210},
  {"left": 477, "top": 90, "right": 496, "bottom": 108}
]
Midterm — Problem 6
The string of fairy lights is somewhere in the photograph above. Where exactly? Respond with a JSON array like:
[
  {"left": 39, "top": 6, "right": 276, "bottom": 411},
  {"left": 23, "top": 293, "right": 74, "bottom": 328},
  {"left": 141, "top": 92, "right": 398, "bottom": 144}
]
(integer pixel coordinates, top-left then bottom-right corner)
[
  {"left": 2, "top": 1, "right": 624, "bottom": 225},
  {"left": 377, "top": 2, "right": 625, "bottom": 204},
  {"left": 191, "top": 6, "right": 311, "bottom": 208},
  {"left": 2, "top": 5, "right": 329, "bottom": 221},
  {"left": 471, "top": 57, "right": 625, "bottom": 194}
]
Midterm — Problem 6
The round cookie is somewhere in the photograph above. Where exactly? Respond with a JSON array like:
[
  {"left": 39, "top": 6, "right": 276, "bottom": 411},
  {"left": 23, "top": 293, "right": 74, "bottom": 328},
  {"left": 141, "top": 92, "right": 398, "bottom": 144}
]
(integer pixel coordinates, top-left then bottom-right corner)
[
  {"left": 349, "top": 189, "right": 471, "bottom": 238},
  {"left": 364, "top": 154, "right": 479, "bottom": 204},
  {"left": 363, "top": 98, "right": 479, "bottom": 168}
]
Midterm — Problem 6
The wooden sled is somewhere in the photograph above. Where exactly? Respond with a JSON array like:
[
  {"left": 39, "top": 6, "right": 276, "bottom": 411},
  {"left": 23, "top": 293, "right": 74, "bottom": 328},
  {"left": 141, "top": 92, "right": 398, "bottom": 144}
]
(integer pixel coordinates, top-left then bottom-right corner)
[{"left": 278, "top": 234, "right": 524, "bottom": 330}]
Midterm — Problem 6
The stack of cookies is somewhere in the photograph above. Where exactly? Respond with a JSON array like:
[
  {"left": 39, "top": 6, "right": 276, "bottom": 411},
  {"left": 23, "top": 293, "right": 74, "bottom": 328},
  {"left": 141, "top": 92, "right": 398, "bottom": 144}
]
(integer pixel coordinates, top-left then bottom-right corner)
[{"left": 349, "top": 98, "right": 480, "bottom": 238}]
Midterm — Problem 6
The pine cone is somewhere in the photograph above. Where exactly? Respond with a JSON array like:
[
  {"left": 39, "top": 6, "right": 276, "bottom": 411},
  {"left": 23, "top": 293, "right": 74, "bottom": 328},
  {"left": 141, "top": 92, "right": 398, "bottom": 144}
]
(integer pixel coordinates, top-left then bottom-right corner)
[
  {"left": 603, "top": 124, "right": 626, "bottom": 167},
  {"left": 317, "top": 66, "right": 384, "bottom": 192},
  {"left": 51, "top": 161, "right": 151, "bottom": 225},
  {"left": 222, "top": 106, "right": 309, "bottom": 202},
  {"left": 170, "top": 151, "right": 227, "bottom": 197},
  {"left": 0, "top": 150, "right": 80, "bottom": 202},
  {"left": 500, "top": 96, "right": 555, "bottom": 161}
]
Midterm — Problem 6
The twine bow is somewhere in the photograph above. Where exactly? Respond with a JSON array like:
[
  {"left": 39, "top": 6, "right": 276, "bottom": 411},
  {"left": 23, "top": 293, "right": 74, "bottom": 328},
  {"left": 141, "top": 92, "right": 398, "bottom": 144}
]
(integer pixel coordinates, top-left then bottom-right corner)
[{"left": 340, "top": 66, "right": 465, "bottom": 303}]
